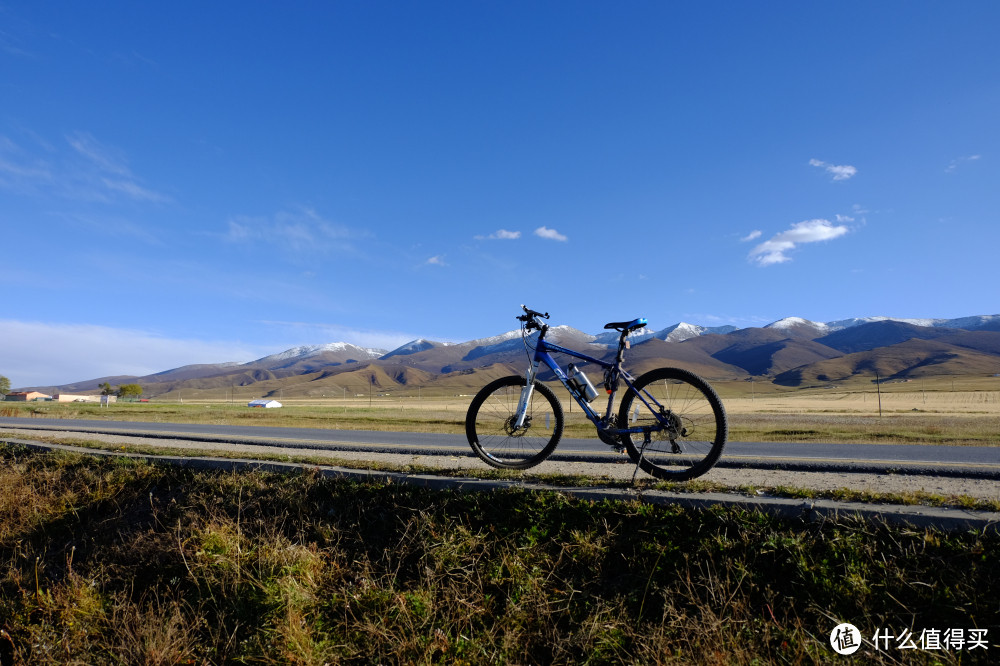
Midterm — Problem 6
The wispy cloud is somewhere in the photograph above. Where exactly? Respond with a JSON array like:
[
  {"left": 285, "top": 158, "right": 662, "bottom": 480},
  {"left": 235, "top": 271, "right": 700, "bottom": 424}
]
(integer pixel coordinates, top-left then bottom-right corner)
[
  {"left": 0, "top": 29, "right": 33, "bottom": 58},
  {"left": 0, "top": 320, "right": 275, "bottom": 388},
  {"left": 100, "top": 177, "right": 167, "bottom": 202},
  {"left": 67, "top": 131, "right": 169, "bottom": 202},
  {"left": 475, "top": 229, "right": 521, "bottom": 240},
  {"left": 534, "top": 226, "right": 568, "bottom": 242},
  {"left": 67, "top": 132, "right": 131, "bottom": 176},
  {"left": 740, "top": 230, "right": 762, "bottom": 242},
  {"left": 226, "top": 208, "right": 366, "bottom": 258},
  {"left": 809, "top": 158, "right": 857, "bottom": 181},
  {"left": 256, "top": 320, "right": 420, "bottom": 351},
  {"left": 748, "top": 219, "right": 850, "bottom": 266},
  {"left": 0, "top": 130, "right": 168, "bottom": 202},
  {"left": 945, "top": 154, "right": 981, "bottom": 173},
  {"left": 0, "top": 134, "right": 53, "bottom": 193},
  {"left": 426, "top": 255, "right": 447, "bottom": 266}
]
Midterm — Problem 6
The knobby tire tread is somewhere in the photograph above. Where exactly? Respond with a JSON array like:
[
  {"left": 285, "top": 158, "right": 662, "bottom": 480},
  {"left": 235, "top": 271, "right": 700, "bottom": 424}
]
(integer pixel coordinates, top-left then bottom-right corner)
[
  {"left": 617, "top": 367, "right": 727, "bottom": 481},
  {"left": 465, "top": 375, "right": 564, "bottom": 470}
]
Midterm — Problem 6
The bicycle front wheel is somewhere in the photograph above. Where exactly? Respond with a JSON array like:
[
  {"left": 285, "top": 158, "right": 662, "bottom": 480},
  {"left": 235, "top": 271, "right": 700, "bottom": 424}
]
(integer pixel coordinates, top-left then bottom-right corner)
[
  {"left": 617, "top": 367, "right": 727, "bottom": 481},
  {"left": 466, "top": 376, "right": 564, "bottom": 470}
]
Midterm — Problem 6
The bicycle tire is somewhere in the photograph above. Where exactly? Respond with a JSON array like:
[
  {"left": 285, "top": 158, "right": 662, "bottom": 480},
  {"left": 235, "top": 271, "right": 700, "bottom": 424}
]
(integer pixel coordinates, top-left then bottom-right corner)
[
  {"left": 617, "top": 367, "right": 727, "bottom": 481},
  {"left": 466, "top": 376, "right": 564, "bottom": 470}
]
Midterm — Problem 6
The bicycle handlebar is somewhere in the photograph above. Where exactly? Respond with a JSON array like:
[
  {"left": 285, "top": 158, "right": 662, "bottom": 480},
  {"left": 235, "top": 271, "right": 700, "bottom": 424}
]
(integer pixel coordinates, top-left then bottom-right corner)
[{"left": 517, "top": 305, "right": 549, "bottom": 331}]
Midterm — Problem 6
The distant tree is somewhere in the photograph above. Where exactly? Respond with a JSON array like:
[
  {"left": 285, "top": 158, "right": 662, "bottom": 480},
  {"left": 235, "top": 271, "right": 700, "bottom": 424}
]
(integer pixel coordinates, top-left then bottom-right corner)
[
  {"left": 117, "top": 383, "right": 143, "bottom": 400},
  {"left": 0, "top": 375, "right": 10, "bottom": 396},
  {"left": 99, "top": 382, "right": 115, "bottom": 396}
]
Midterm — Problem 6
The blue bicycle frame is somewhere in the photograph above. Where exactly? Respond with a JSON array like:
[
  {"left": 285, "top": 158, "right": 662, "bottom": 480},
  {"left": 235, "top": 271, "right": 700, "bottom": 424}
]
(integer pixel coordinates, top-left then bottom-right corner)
[{"left": 514, "top": 333, "right": 661, "bottom": 437}]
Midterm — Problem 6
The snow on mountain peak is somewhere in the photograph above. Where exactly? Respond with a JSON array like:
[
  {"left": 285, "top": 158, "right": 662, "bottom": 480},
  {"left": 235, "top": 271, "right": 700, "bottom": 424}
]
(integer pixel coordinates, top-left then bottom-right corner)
[
  {"left": 825, "top": 316, "right": 938, "bottom": 331},
  {"left": 255, "top": 342, "right": 383, "bottom": 364},
  {"left": 766, "top": 317, "right": 829, "bottom": 333},
  {"left": 661, "top": 322, "right": 704, "bottom": 342},
  {"left": 466, "top": 328, "right": 525, "bottom": 347}
]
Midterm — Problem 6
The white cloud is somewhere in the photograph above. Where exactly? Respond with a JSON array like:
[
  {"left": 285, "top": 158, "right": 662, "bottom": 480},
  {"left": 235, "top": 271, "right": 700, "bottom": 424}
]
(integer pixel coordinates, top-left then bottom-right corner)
[
  {"left": 741, "top": 230, "right": 762, "bottom": 242},
  {"left": 0, "top": 130, "right": 168, "bottom": 202},
  {"left": 534, "top": 226, "right": 568, "bottom": 242},
  {"left": 0, "top": 320, "right": 274, "bottom": 388},
  {"left": 0, "top": 134, "right": 53, "bottom": 194},
  {"left": 945, "top": 154, "right": 981, "bottom": 173},
  {"left": 475, "top": 229, "right": 521, "bottom": 240},
  {"left": 225, "top": 208, "right": 364, "bottom": 257},
  {"left": 100, "top": 176, "right": 168, "bottom": 202},
  {"left": 426, "top": 255, "right": 446, "bottom": 266},
  {"left": 0, "top": 30, "right": 33, "bottom": 58},
  {"left": 67, "top": 132, "right": 132, "bottom": 176},
  {"left": 256, "top": 320, "right": 420, "bottom": 352},
  {"left": 67, "top": 132, "right": 170, "bottom": 202},
  {"left": 810, "top": 158, "right": 857, "bottom": 181},
  {"left": 748, "top": 219, "right": 850, "bottom": 266}
]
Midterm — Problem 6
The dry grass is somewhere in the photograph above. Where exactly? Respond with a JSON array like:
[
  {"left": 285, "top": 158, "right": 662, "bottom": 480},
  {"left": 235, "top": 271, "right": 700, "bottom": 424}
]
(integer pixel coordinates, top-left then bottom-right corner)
[
  {"left": 4, "top": 380, "right": 999, "bottom": 446},
  {"left": 1, "top": 444, "right": 998, "bottom": 664}
]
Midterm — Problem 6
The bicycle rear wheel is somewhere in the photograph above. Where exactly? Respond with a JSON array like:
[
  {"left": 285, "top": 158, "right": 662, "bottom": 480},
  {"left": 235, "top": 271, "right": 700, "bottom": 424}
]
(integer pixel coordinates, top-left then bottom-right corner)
[
  {"left": 466, "top": 376, "right": 564, "bottom": 470},
  {"left": 617, "top": 367, "right": 727, "bottom": 481}
]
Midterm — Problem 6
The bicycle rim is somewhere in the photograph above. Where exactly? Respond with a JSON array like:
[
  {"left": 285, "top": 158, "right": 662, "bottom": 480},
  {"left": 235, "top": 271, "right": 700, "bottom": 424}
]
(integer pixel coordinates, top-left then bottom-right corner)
[
  {"left": 466, "top": 377, "right": 563, "bottom": 469},
  {"left": 618, "top": 368, "right": 727, "bottom": 480}
]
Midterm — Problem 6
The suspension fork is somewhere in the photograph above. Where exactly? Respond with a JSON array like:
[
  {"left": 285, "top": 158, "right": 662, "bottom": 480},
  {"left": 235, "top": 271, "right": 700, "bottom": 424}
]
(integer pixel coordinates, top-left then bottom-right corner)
[{"left": 513, "top": 359, "right": 540, "bottom": 428}]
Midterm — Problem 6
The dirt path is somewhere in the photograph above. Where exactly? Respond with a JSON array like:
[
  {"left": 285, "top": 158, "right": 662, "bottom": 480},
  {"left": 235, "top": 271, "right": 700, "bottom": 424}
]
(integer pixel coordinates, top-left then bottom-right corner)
[{"left": 4, "top": 427, "right": 999, "bottom": 502}]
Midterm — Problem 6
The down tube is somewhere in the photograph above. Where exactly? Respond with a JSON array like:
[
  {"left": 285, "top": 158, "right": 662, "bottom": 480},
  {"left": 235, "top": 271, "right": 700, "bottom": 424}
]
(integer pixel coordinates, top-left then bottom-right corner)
[{"left": 536, "top": 349, "right": 602, "bottom": 422}]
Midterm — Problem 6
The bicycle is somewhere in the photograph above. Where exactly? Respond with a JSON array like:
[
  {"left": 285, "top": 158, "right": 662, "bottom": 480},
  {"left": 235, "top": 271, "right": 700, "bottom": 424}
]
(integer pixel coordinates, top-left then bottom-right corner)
[{"left": 465, "top": 306, "right": 728, "bottom": 481}]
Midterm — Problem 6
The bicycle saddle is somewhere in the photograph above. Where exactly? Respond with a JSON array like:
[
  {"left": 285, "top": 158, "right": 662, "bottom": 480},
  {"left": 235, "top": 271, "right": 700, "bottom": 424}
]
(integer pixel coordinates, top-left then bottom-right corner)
[{"left": 604, "top": 318, "right": 647, "bottom": 332}]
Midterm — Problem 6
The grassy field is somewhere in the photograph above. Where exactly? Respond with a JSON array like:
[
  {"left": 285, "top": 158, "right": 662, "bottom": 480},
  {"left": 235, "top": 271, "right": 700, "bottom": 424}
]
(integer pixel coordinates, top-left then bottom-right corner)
[
  {"left": 4, "top": 378, "right": 999, "bottom": 446},
  {"left": 2, "top": 444, "right": 997, "bottom": 664}
]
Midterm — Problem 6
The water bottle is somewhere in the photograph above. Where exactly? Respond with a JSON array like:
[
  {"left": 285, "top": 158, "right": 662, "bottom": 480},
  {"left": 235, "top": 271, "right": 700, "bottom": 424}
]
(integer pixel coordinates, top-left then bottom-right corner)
[{"left": 568, "top": 364, "right": 599, "bottom": 402}]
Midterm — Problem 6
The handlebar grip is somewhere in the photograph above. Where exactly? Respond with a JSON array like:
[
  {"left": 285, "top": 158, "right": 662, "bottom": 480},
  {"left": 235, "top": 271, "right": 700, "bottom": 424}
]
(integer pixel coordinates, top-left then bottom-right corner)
[{"left": 520, "top": 305, "right": 550, "bottom": 319}]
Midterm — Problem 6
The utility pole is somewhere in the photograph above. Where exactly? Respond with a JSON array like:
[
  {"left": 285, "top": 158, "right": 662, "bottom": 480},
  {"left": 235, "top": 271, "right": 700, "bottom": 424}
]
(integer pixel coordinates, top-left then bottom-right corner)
[{"left": 875, "top": 371, "right": 882, "bottom": 418}]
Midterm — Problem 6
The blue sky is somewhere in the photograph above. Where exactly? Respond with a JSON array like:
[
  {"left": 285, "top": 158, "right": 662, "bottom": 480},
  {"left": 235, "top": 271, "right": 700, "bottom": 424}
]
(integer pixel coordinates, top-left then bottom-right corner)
[{"left": 2, "top": 1, "right": 997, "bottom": 387}]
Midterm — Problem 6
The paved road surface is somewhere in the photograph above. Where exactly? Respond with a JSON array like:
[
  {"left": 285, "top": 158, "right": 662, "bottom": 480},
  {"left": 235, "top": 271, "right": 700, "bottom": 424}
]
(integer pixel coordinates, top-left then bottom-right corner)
[{"left": 2, "top": 417, "right": 998, "bottom": 478}]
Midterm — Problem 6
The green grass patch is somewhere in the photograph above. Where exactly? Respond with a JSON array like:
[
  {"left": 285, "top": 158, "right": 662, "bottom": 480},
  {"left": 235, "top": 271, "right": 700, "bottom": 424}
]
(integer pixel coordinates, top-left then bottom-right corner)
[
  {"left": 7, "top": 434, "right": 999, "bottom": 514},
  {"left": 1, "top": 444, "right": 998, "bottom": 663}
]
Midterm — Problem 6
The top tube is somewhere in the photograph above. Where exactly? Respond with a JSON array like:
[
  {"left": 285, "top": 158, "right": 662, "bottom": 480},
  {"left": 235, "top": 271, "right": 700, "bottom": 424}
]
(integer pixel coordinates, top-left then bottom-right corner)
[{"left": 536, "top": 337, "right": 613, "bottom": 369}]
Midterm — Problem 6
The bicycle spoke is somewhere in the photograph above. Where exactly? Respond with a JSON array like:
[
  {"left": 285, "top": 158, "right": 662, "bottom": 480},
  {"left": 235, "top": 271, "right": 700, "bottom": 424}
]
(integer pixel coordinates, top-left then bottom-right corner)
[
  {"left": 619, "top": 368, "right": 727, "bottom": 480},
  {"left": 466, "top": 377, "right": 563, "bottom": 469}
]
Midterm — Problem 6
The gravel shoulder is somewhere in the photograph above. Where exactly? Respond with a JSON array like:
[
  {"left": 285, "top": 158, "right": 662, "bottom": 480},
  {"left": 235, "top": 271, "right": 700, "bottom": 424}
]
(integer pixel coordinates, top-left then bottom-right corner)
[{"left": 5, "top": 427, "right": 1000, "bottom": 502}]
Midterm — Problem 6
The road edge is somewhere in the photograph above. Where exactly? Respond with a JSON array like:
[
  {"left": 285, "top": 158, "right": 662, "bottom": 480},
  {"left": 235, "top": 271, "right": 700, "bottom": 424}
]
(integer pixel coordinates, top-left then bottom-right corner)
[{"left": 6, "top": 437, "right": 999, "bottom": 534}]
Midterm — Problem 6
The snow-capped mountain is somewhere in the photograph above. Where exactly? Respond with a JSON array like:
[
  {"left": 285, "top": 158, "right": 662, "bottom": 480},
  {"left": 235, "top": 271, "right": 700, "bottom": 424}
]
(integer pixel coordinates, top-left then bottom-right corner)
[
  {"left": 464, "top": 326, "right": 599, "bottom": 362},
  {"left": 25, "top": 312, "right": 1000, "bottom": 394},
  {"left": 825, "top": 314, "right": 1000, "bottom": 332},
  {"left": 252, "top": 343, "right": 386, "bottom": 365},
  {"left": 658, "top": 322, "right": 740, "bottom": 342},
  {"left": 380, "top": 339, "right": 454, "bottom": 359},
  {"left": 765, "top": 317, "right": 831, "bottom": 338}
]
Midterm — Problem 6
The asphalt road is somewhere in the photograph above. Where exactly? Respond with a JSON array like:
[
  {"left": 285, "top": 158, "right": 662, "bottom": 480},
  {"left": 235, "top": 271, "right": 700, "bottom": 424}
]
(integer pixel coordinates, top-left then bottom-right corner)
[{"left": 2, "top": 417, "right": 998, "bottom": 478}]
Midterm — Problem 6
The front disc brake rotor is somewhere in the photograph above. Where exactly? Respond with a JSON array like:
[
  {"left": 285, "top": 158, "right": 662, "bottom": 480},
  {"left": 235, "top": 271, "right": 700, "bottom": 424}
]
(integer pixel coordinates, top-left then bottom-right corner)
[{"left": 504, "top": 415, "right": 531, "bottom": 436}]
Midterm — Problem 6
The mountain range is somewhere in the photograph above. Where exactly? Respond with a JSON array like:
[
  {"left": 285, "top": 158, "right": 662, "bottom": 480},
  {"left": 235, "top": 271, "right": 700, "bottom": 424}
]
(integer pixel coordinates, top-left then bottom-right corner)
[{"left": 26, "top": 314, "right": 1000, "bottom": 398}]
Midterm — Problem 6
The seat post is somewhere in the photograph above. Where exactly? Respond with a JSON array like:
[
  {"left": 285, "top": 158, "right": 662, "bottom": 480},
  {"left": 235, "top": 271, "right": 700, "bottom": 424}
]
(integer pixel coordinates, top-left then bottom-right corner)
[{"left": 616, "top": 330, "right": 629, "bottom": 364}]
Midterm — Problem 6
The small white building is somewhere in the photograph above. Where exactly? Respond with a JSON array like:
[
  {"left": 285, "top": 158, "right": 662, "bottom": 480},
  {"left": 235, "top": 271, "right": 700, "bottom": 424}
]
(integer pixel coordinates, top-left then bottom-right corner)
[
  {"left": 248, "top": 399, "right": 282, "bottom": 408},
  {"left": 56, "top": 394, "right": 110, "bottom": 403}
]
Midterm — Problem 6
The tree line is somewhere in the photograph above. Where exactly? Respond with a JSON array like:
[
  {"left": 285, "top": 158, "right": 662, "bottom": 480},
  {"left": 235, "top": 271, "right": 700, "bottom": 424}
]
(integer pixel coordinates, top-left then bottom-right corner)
[
  {"left": 99, "top": 382, "right": 143, "bottom": 400},
  {"left": 0, "top": 376, "right": 142, "bottom": 400}
]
